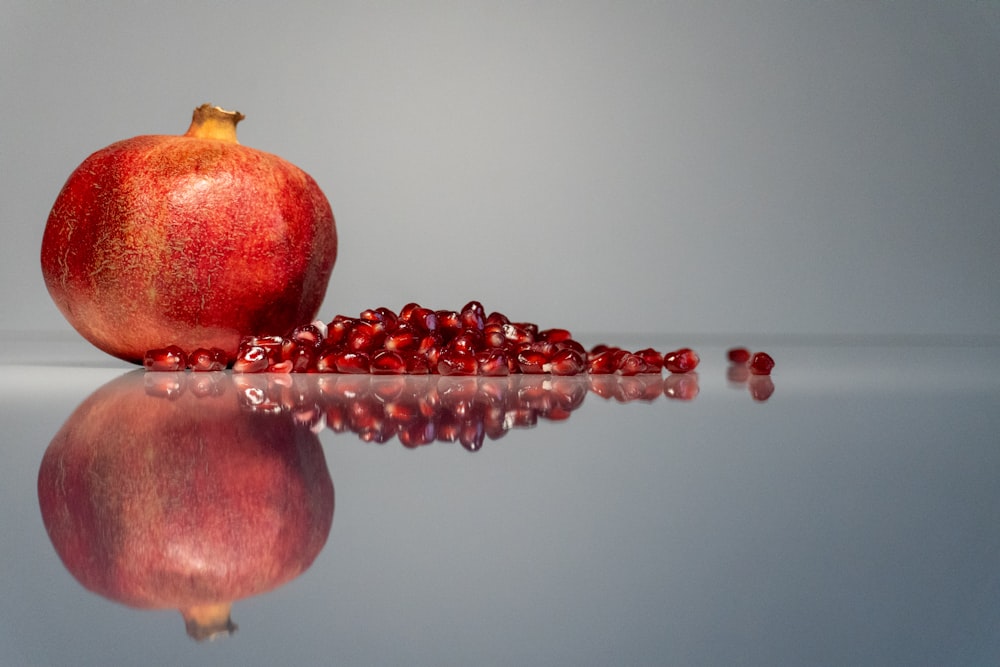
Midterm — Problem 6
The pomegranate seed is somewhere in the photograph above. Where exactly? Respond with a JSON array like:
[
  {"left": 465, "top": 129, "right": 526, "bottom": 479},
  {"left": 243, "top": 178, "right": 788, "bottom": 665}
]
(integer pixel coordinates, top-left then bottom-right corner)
[
  {"left": 286, "top": 344, "right": 317, "bottom": 372},
  {"left": 346, "top": 321, "right": 384, "bottom": 353},
  {"left": 587, "top": 350, "right": 618, "bottom": 374},
  {"left": 233, "top": 345, "right": 269, "bottom": 373},
  {"left": 401, "top": 352, "right": 431, "bottom": 374},
  {"left": 447, "top": 330, "right": 483, "bottom": 355},
  {"left": 371, "top": 350, "right": 406, "bottom": 374},
  {"left": 516, "top": 349, "right": 548, "bottom": 374},
  {"left": 635, "top": 348, "right": 664, "bottom": 369},
  {"left": 188, "top": 347, "right": 227, "bottom": 372},
  {"left": 143, "top": 345, "right": 187, "bottom": 372},
  {"left": 476, "top": 349, "right": 510, "bottom": 376},
  {"left": 663, "top": 348, "right": 700, "bottom": 374},
  {"left": 384, "top": 324, "right": 420, "bottom": 352},
  {"left": 435, "top": 310, "right": 462, "bottom": 341},
  {"left": 438, "top": 350, "right": 478, "bottom": 376},
  {"left": 270, "top": 359, "right": 294, "bottom": 373},
  {"left": 241, "top": 335, "right": 284, "bottom": 363},
  {"left": 502, "top": 323, "right": 534, "bottom": 346},
  {"left": 326, "top": 316, "right": 358, "bottom": 346},
  {"left": 727, "top": 347, "right": 752, "bottom": 364},
  {"left": 334, "top": 351, "right": 371, "bottom": 374},
  {"left": 537, "top": 328, "right": 573, "bottom": 343},
  {"left": 483, "top": 323, "right": 507, "bottom": 348},
  {"left": 548, "top": 349, "right": 585, "bottom": 376},
  {"left": 288, "top": 324, "right": 324, "bottom": 349},
  {"left": 615, "top": 352, "right": 647, "bottom": 376},
  {"left": 749, "top": 352, "right": 775, "bottom": 375},
  {"left": 485, "top": 311, "right": 510, "bottom": 326},
  {"left": 555, "top": 338, "right": 587, "bottom": 356},
  {"left": 459, "top": 300, "right": 486, "bottom": 331}
]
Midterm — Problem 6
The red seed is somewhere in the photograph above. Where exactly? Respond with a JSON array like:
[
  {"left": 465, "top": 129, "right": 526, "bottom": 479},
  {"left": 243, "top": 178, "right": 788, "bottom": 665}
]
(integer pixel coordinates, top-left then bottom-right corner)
[
  {"left": 587, "top": 350, "right": 618, "bottom": 375},
  {"left": 240, "top": 335, "right": 284, "bottom": 363},
  {"left": 516, "top": 349, "right": 548, "bottom": 374},
  {"left": 727, "top": 347, "right": 752, "bottom": 364},
  {"left": 749, "top": 352, "right": 775, "bottom": 375},
  {"left": 232, "top": 345, "right": 269, "bottom": 373},
  {"left": 615, "top": 352, "right": 647, "bottom": 376},
  {"left": 437, "top": 350, "right": 478, "bottom": 376},
  {"left": 143, "top": 345, "right": 187, "bottom": 372},
  {"left": 548, "top": 349, "right": 586, "bottom": 376},
  {"left": 188, "top": 347, "right": 227, "bottom": 372},
  {"left": 635, "top": 348, "right": 664, "bottom": 369},
  {"left": 459, "top": 300, "right": 486, "bottom": 331},
  {"left": 371, "top": 350, "right": 406, "bottom": 374},
  {"left": 663, "top": 348, "right": 700, "bottom": 374},
  {"left": 476, "top": 349, "right": 511, "bottom": 376},
  {"left": 537, "top": 328, "right": 573, "bottom": 343},
  {"left": 334, "top": 351, "right": 371, "bottom": 374}
]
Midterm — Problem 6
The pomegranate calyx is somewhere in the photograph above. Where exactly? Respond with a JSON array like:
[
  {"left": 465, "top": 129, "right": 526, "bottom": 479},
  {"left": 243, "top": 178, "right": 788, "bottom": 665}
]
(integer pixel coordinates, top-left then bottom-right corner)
[
  {"left": 184, "top": 104, "right": 245, "bottom": 143},
  {"left": 181, "top": 601, "right": 237, "bottom": 642}
]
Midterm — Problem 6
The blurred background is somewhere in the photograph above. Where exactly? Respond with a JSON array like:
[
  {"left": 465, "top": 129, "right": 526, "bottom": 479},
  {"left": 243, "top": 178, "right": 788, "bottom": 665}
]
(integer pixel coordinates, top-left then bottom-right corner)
[{"left": 4, "top": 1, "right": 998, "bottom": 343}]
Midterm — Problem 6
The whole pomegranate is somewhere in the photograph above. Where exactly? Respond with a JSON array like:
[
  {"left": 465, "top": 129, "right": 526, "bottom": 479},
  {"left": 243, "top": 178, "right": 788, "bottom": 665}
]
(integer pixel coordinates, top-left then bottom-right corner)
[
  {"left": 41, "top": 104, "right": 337, "bottom": 364},
  {"left": 37, "top": 371, "right": 335, "bottom": 640}
]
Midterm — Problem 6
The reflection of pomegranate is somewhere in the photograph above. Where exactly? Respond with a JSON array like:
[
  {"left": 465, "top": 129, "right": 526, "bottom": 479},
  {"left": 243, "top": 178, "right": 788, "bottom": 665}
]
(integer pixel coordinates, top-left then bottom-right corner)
[
  {"left": 37, "top": 371, "right": 334, "bottom": 640},
  {"left": 40, "top": 104, "right": 337, "bottom": 364}
]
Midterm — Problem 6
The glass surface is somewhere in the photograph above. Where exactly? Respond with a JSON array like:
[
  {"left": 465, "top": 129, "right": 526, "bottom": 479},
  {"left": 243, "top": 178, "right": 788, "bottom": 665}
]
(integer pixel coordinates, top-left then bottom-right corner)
[{"left": 2, "top": 334, "right": 999, "bottom": 666}]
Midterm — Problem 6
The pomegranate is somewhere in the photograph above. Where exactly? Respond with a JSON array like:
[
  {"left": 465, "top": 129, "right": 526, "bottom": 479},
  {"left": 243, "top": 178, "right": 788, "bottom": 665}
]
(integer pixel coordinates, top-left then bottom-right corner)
[
  {"left": 37, "top": 371, "right": 334, "bottom": 640},
  {"left": 41, "top": 104, "right": 337, "bottom": 364}
]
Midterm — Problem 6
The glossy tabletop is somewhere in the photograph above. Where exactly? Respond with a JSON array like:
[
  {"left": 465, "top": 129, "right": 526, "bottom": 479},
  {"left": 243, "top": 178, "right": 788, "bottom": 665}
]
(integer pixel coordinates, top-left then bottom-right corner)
[{"left": 2, "top": 333, "right": 999, "bottom": 667}]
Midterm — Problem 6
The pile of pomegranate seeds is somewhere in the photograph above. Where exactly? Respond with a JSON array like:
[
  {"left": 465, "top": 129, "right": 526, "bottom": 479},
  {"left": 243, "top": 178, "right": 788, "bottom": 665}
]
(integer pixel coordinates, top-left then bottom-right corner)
[{"left": 145, "top": 302, "right": 704, "bottom": 377}]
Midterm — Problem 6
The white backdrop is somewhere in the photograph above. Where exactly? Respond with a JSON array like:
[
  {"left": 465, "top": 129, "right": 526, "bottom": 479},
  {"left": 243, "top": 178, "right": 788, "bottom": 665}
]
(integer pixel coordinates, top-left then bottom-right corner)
[{"left": 4, "top": 2, "right": 998, "bottom": 341}]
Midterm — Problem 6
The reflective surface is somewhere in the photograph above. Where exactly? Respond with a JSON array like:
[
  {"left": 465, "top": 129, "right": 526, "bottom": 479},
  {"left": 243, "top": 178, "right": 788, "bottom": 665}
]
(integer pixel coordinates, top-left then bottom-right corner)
[{"left": 2, "top": 334, "right": 1000, "bottom": 666}]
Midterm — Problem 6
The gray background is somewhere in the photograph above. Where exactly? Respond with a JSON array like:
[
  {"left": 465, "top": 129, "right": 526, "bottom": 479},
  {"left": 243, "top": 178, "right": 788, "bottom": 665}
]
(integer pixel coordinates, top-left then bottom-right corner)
[{"left": 4, "top": 1, "right": 998, "bottom": 341}]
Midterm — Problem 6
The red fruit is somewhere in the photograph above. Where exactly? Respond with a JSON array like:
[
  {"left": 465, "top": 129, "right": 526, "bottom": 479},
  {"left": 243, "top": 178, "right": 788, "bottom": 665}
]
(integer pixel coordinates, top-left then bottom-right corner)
[
  {"left": 37, "top": 372, "right": 333, "bottom": 640},
  {"left": 727, "top": 347, "right": 751, "bottom": 364},
  {"left": 663, "top": 348, "right": 700, "bottom": 374},
  {"left": 143, "top": 345, "right": 187, "bottom": 372},
  {"left": 749, "top": 352, "right": 775, "bottom": 375},
  {"left": 40, "top": 104, "right": 337, "bottom": 364}
]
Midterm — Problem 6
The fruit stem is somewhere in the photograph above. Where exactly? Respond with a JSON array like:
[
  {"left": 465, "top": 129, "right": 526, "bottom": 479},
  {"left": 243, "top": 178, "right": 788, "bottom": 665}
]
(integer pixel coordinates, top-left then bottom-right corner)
[
  {"left": 180, "top": 602, "right": 237, "bottom": 641},
  {"left": 184, "top": 104, "right": 245, "bottom": 143}
]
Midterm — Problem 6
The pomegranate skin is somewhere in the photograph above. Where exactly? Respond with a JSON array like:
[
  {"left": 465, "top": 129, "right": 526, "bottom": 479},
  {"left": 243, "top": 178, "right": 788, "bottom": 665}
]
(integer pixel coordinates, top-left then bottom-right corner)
[
  {"left": 36, "top": 371, "right": 334, "bottom": 639},
  {"left": 41, "top": 105, "right": 337, "bottom": 364}
]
